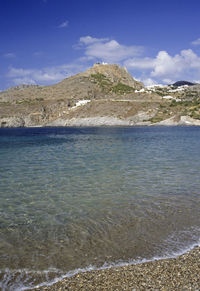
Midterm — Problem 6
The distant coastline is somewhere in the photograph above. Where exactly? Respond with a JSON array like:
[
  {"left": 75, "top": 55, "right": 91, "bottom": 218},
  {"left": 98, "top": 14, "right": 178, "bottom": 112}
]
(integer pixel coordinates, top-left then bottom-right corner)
[{"left": 1, "top": 64, "right": 200, "bottom": 128}]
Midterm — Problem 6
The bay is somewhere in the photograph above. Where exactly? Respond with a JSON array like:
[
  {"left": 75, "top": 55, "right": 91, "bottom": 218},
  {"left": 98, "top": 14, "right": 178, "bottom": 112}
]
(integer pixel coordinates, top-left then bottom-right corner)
[{"left": 0, "top": 126, "right": 200, "bottom": 290}]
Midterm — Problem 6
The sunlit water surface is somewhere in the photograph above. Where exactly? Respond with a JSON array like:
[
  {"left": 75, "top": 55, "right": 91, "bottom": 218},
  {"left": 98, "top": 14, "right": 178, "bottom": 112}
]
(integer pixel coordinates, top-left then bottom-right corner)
[{"left": 0, "top": 126, "right": 200, "bottom": 290}]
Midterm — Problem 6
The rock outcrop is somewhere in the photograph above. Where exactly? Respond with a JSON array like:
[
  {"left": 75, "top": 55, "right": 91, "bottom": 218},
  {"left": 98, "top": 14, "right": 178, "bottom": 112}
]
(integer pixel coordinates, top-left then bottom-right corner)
[
  {"left": 0, "top": 117, "right": 25, "bottom": 128},
  {"left": 80, "top": 63, "right": 143, "bottom": 89},
  {"left": 153, "top": 115, "right": 200, "bottom": 126}
]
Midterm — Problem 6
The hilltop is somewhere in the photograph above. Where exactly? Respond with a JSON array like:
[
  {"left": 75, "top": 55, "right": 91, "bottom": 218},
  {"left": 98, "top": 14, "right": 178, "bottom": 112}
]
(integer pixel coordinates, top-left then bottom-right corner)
[
  {"left": 172, "top": 81, "right": 196, "bottom": 87},
  {"left": 0, "top": 63, "right": 200, "bottom": 127}
]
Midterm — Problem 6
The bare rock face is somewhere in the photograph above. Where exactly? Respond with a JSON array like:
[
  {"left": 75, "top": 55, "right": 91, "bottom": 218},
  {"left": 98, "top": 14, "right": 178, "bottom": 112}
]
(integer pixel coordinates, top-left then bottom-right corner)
[
  {"left": 179, "top": 116, "right": 200, "bottom": 125},
  {"left": 152, "top": 115, "right": 200, "bottom": 126},
  {"left": 189, "top": 84, "right": 200, "bottom": 92},
  {"left": 0, "top": 117, "right": 25, "bottom": 128}
]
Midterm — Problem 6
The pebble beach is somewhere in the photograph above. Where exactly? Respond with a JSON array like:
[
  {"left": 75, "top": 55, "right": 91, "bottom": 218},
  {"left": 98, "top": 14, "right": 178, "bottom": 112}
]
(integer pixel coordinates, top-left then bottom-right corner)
[{"left": 34, "top": 246, "right": 200, "bottom": 291}]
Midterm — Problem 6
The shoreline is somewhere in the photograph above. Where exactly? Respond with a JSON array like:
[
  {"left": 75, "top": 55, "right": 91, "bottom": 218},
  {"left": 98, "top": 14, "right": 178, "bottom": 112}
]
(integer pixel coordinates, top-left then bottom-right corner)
[
  {"left": 1, "top": 123, "right": 200, "bottom": 129},
  {"left": 33, "top": 245, "right": 200, "bottom": 290},
  {"left": 1, "top": 115, "right": 200, "bottom": 128}
]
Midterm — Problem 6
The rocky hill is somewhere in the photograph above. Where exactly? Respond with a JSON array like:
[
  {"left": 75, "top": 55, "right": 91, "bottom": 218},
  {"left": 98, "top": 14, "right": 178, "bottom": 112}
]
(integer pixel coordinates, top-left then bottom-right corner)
[
  {"left": 0, "top": 63, "right": 200, "bottom": 127},
  {"left": 172, "top": 81, "right": 195, "bottom": 87}
]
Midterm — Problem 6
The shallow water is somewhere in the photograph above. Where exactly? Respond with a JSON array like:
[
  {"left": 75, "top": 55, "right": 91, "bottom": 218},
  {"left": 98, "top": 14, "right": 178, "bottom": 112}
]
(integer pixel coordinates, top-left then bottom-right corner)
[{"left": 0, "top": 126, "right": 200, "bottom": 290}]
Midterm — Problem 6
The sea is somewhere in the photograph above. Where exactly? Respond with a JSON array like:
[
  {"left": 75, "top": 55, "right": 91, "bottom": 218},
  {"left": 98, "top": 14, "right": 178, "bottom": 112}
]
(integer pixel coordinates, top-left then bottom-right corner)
[{"left": 0, "top": 126, "right": 200, "bottom": 290}]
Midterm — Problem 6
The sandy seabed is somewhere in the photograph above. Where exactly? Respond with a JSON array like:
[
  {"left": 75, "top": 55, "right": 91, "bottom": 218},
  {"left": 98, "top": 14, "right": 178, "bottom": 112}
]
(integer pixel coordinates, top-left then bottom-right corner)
[{"left": 32, "top": 246, "right": 200, "bottom": 291}]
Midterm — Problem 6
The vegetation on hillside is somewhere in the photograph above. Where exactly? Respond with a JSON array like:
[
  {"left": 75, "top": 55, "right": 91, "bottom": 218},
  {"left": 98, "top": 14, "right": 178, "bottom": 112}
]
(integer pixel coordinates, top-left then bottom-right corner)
[
  {"left": 148, "top": 97, "right": 200, "bottom": 123},
  {"left": 110, "top": 82, "right": 135, "bottom": 94},
  {"left": 90, "top": 73, "right": 135, "bottom": 94},
  {"left": 169, "top": 98, "right": 200, "bottom": 119}
]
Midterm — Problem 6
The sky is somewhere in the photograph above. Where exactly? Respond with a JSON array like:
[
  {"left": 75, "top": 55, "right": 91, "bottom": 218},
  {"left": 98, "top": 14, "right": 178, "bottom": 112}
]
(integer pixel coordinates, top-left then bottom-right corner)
[{"left": 1, "top": 0, "right": 200, "bottom": 90}]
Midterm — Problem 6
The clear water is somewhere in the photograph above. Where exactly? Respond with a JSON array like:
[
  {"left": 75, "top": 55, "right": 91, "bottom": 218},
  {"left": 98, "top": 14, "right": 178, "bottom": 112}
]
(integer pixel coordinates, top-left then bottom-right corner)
[{"left": 0, "top": 126, "right": 200, "bottom": 290}]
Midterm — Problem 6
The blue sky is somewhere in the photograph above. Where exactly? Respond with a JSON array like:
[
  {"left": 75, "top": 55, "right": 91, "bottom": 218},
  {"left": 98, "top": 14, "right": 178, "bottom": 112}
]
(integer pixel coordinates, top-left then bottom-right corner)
[{"left": 1, "top": 0, "right": 200, "bottom": 90}]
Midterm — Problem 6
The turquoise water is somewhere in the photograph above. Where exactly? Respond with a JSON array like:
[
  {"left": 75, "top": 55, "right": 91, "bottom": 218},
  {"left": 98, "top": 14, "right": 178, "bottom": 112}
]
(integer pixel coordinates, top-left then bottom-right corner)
[{"left": 0, "top": 126, "right": 200, "bottom": 290}]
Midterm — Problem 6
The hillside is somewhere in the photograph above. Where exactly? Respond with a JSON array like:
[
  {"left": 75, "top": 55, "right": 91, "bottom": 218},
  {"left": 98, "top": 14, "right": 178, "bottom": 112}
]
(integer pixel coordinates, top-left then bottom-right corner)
[{"left": 0, "top": 64, "right": 200, "bottom": 127}]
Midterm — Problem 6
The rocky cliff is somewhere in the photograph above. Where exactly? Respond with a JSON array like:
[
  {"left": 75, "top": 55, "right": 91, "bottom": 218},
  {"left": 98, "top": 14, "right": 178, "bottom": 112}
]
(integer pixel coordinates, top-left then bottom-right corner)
[{"left": 0, "top": 64, "right": 200, "bottom": 127}]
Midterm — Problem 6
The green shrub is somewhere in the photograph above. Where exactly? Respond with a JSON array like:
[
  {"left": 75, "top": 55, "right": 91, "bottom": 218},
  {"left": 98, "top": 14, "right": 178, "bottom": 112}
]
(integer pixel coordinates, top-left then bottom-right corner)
[
  {"left": 90, "top": 73, "right": 107, "bottom": 83},
  {"left": 169, "top": 100, "right": 177, "bottom": 107},
  {"left": 159, "top": 103, "right": 166, "bottom": 108},
  {"left": 110, "top": 83, "right": 134, "bottom": 94},
  {"left": 189, "top": 111, "right": 200, "bottom": 119},
  {"left": 148, "top": 116, "right": 164, "bottom": 123},
  {"left": 16, "top": 99, "right": 31, "bottom": 104},
  {"left": 35, "top": 97, "right": 44, "bottom": 101}
]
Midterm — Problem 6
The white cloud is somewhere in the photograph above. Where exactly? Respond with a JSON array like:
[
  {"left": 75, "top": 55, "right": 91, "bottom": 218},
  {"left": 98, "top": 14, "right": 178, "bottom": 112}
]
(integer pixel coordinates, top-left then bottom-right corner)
[
  {"left": 162, "top": 78, "right": 173, "bottom": 84},
  {"left": 150, "top": 51, "right": 182, "bottom": 77},
  {"left": 125, "top": 49, "right": 200, "bottom": 83},
  {"left": 33, "top": 51, "right": 43, "bottom": 57},
  {"left": 124, "top": 57, "right": 155, "bottom": 70},
  {"left": 142, "top": 78, "right": 158, "bottom": 86},
  {"left": 8, "top": 67, "right": 33, "bottom": 77},
  {"left": 151, "top": 50, "right": 200, "bottom": 79},
  {"left": 12, "top": 77, "right": 37, "bottom": 85},
  {"left": 79, "top": 36, "right": 143, "bottom": 63},
  {"left": 58, "top": 20, "right": 69, "bottom": 28},
  {"left": 191, "top": 38, "right": 200, "bottom": 46},
  {"left": 79, "top": 36, "right": 109, "bottom": 45},
  {"left": 7, "top": 63, "right": 86, "bottom": 86},
  {"left": 3, "top": 53, "right": 16, "bottom": 58}
]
